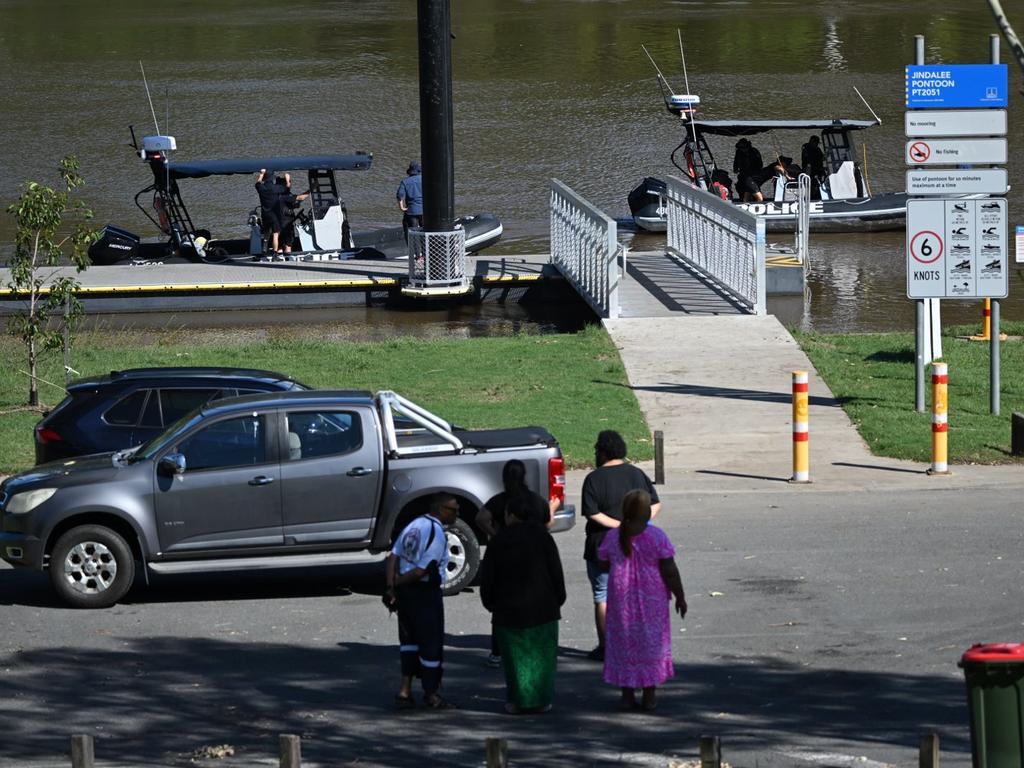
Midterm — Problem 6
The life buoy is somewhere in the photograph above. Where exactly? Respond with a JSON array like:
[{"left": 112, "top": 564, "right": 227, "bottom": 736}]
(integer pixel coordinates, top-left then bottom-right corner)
[{"left": 153, "top": 194, "right": 170, "bottom": 233}]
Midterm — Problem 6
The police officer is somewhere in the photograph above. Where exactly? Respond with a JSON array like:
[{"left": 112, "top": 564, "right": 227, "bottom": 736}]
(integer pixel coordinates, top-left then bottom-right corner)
[
  {"left": 385, "top": 492, "right": 459, "bottom": 709},
  {"left": 396, "top": 160, "right": 423, "bottom": 243}
]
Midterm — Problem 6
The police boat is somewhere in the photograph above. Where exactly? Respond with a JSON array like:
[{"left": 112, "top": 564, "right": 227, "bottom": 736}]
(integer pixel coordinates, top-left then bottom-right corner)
[
  {"left": 628, "top": 96, "right": 909, "bottom": 234},
  {"left": 89, "top": 131, "right": 503, "bottom": 265}
]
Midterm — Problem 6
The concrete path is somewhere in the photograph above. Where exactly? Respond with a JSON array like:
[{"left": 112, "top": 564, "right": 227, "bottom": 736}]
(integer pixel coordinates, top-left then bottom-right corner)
[{"left": 603, "top": 314, "right": 1019, "bottom": 493}]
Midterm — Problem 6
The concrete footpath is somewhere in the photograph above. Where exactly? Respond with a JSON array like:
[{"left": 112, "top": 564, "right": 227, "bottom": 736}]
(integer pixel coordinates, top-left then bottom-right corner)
[{"left": 603, "top": 314, "right": 1020, "bottom": 493}]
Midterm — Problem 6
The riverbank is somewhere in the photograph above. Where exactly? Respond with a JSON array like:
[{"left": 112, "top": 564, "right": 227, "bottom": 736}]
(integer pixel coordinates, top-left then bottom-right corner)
[
  {"left": 0, "top": 325, "right": 652, "bottom": 474},
  {"left": 795, "top": 323, "right": 1024, "bottom": 464}
]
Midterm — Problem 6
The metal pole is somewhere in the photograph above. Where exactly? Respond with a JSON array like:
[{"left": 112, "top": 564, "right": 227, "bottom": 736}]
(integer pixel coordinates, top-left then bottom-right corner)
[
  {"left": 990, "top": 35, "right": 1001, "bottom": 416},
  {"left": 991, "top": 299, "right": 1001, "bottom": 415},
  {"left": 915, "top": 300, "right": 925, "bottom": 412},
  {"left": 914, "top": 36, "right": 926, "bottom": 413},
  {"left": 417, "top": 0, "right": 455, "bottom": 232}
]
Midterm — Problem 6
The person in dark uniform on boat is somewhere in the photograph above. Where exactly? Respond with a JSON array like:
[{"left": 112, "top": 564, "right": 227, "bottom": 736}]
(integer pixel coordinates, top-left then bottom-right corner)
[
  {"left": 801, "top": 135, "right": 826, "bottom": 199},
  {"left": 255, "top": 168, "right": 285, "bottom": 255},
  {"left": 277, "top": 173, "right": 310, "bottom": 257},
  {"left": 396, "top": 160, "right": 424, "bottom": 243},
  {"left": 732, "top": 138, "right": 764, "bottom": 202}
]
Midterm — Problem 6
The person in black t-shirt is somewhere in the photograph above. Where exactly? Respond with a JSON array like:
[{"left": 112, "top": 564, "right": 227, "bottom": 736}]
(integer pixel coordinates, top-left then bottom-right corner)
[
  {"left": 581, "top": 430, "right": 660, "bottom": 661},
  {"left": 277, "top": 173, "right": 310, "bottom": 256},
  {"left": 255, "top": 169, "right": 286, "bottom": 256}
]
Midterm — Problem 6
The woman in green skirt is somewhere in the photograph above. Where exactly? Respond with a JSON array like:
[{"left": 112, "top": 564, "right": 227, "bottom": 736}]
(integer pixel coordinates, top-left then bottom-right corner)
[{"left": 479, "top": 494, "right": 566, "bottom": 714}]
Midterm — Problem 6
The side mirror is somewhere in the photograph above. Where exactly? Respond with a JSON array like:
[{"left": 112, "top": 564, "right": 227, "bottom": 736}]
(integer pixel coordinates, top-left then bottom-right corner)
[{"left": 158, "top": 453, "right": 186, "bottom": 476}]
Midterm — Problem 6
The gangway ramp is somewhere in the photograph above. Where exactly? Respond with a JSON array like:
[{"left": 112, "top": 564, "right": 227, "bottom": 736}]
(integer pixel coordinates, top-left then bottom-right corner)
[
  {"left": 618, "top": 250, "right": 747, "bottom": 317},
  {"left": 551, "top": 177, "right": 790, "bottom": 319}
]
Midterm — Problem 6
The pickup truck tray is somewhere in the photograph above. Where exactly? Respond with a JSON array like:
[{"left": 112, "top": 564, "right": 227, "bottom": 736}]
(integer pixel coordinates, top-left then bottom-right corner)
[{"left": 453, "top": 426, "right": 554, "bottom": 450}]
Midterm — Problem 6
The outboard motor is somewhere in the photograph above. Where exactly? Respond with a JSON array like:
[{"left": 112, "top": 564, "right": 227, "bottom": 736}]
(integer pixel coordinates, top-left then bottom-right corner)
[{"left": 88, "top": 225, "right": 140, "bottom": 265}]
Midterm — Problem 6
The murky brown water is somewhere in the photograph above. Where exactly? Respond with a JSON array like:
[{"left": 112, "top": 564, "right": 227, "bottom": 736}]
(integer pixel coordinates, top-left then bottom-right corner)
[{"left": 1, "top": 0, "right": 1021, "bottom": 332}]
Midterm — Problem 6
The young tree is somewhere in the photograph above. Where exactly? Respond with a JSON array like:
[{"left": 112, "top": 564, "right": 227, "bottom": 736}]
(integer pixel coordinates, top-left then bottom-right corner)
[{"left": 6, "top": 156, "right": 95, "bottom": 406}]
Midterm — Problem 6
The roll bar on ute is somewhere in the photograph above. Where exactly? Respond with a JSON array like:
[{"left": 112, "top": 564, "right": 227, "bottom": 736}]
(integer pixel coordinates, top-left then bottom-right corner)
[{"left": 376, "top": 391, "right": 464, "bottom": 457}]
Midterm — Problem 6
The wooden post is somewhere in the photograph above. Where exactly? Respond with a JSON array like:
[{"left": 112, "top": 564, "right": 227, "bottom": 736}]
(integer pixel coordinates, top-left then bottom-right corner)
[
  {"left": 485, "top": 737, "right": 508, "bottom": 767},
  {"left": 699, "top": 735, "right": 721, "bottom": 768},
  {"left": 70, "top": 735, "right": 94, "bottom": 768},
  {"left": 1011, "top": 412, "right": 1024, "bottom": 456},
  {"left": 919, "top": 733, "right": 939, "bottom": 768},
  {"left": 654, "top": 430, "right": 665, "bottom": 484},
  {"left": 279, "top": 734, "right": 301, "bottom": 768}
]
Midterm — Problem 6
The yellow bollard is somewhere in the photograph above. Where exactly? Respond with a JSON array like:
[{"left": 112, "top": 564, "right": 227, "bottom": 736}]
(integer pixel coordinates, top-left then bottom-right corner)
[
  {"left": 970, "top": 299, "right": 1008, "bottom": 342},
  {"left": 790, "top": 371, "right": 810, "bottom": 483},
  {"left": 928, "top": 362, "right": 950, "bottom": 475}
]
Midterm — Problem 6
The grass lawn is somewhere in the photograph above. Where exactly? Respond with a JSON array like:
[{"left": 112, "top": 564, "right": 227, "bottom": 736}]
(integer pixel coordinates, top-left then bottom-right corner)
[
  {"left": 0, "top": 324, "right": 652, "bottom": 475},
  {"left": 794, "top": 322, "right": 1024, "bottom": 464}
]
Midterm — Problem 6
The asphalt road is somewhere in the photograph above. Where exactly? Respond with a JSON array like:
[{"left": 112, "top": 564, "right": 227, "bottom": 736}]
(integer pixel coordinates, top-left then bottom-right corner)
[{"left": 2, "top": 479, "right": 1023, "bottom": 768}]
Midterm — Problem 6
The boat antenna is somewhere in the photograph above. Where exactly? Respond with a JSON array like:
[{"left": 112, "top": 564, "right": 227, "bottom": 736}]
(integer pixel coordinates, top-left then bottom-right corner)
[
  {"left": 853, "top": 85, "right": 882, "bottom": 125},
  {"left": 642, "top": 44, "right": 675, "bottom": 98},
  {"left": 139, "top": 60, "right": 161, "bottom": 134},
  {"left": 677, "top": 30, "right": 706, "bottom": 180}
]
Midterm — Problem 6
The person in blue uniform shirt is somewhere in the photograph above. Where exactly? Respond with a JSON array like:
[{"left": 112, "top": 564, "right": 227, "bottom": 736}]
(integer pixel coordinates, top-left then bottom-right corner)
[
  {"left": 396, "top": 160, "right": 424, "bottom": 242},
  {"left": 385, "top": 492, "right": 460, "bottom": 709}
]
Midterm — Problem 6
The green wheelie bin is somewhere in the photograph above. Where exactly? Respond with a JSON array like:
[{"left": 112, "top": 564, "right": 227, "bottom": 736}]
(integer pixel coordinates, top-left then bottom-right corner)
[{"left": 960, "top": 643, "right": 1024, "bottom": 768}]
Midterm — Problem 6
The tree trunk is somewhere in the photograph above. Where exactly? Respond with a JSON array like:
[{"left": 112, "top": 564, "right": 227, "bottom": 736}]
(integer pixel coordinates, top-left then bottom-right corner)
[{"left": 28, "top": 336, "right": 38, "bottom": 407}]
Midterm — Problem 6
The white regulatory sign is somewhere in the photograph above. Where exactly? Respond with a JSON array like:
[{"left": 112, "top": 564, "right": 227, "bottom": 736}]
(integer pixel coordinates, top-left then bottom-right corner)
[
  {"left": 905, "top": 138, "right": 1007, "bottom": 166},
  {"left": 907, "top": 198, "right": 1008, "bottom": 299},
  {"left": 905, "top": 109, "right": 1007, "bottom": 137},
  {"left": 906, "top": 168, "right": 1008, "bottom": 195}
]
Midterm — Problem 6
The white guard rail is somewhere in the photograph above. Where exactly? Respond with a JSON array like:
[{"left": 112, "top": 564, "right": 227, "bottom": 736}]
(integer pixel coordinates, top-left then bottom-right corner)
[
  {"left": 550, "top": 179, "right": 620, "bottom": 319},
  {"left": 665, "top": 175, "right": 766, "bottom": 315}
]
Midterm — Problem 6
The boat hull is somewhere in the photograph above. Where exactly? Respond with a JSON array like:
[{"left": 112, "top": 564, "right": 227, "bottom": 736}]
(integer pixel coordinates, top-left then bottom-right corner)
[
  {"left": 628, "top": 177, "right": 908, "bottom": 234},
  {"left": 89, "top": 213, "right": 503, "bottom": 265}
]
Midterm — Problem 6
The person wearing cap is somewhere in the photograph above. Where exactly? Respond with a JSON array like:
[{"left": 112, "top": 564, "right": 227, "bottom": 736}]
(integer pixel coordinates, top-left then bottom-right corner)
[{"left": 396, "top": 160, "right": 424, "bottom": 242}]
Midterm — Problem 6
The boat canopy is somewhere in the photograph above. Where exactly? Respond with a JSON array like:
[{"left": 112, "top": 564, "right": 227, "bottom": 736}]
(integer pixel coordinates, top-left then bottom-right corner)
[
  {"left": 685, "top": 119, "right": 878, "bottom": 137},
  {"left": 165, "top": 153, "right": 373, "bottom": 180}
]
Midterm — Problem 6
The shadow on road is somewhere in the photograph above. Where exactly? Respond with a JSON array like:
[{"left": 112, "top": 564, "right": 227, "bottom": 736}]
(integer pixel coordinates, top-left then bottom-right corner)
[{"left": 0, "top": 633, "right": 970, "bottom": 767}]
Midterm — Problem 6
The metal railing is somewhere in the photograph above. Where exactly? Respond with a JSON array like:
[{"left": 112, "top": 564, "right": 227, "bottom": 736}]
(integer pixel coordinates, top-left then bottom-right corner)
[
  {"left": 665, "top": 175, "right": 766, "bottom": 315},
  {"left": 794, "top": 173, "right": 811, "bottom": 271},
  {"left": 549, "top": 179, "right": 620, "bottom": 319}
]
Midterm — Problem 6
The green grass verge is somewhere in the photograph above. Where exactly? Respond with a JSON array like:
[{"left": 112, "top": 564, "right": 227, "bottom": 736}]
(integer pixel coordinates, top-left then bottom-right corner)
[
  {"left": 0, "top": 324, "right": 652, "bottom": 475},
  {"left": 793, "top": 322, "right": 1024, "bottom": 464}
]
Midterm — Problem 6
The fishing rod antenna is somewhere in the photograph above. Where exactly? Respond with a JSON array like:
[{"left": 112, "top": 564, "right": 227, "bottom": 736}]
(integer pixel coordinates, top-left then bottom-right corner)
[
  {"left": 128, "top": 125, "right": 139, "bottom": 152},
  {"left": 853, "top": 86, "right": 882, "bottom": 125},
  {"left": 642, "top": 44, "right": 675, "bottom": 98},
  {"left": 139, "top": 60, "right": 161, "bottom": 135}
]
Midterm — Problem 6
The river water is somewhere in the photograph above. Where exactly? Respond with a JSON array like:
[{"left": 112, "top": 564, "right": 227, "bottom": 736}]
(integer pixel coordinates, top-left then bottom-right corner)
[{"left": 0, "top": 0, "right": 1021, "bottom": 333}]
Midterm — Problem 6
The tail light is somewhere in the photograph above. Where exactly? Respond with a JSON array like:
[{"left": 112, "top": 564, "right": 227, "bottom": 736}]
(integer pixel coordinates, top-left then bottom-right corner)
[
  {"left": 35, "top": 426, "right": 64, "bottom": 444},
  {"left": 548, "top": 457, "right": 565, "bottom": 507}
]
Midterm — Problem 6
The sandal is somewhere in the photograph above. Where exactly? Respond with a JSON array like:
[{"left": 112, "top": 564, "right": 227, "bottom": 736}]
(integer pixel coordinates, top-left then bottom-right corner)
[
  {"left": 394, "top": 694, "right": 416, "bottom": 710},
  {"left": 424, "top": 694, "right": 458, "bottom": 710}
]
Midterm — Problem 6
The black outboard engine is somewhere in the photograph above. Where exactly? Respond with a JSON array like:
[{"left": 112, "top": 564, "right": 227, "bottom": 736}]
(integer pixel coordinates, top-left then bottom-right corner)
[{"left": 88, "top": 225, "right": 140, "bottom": 265}]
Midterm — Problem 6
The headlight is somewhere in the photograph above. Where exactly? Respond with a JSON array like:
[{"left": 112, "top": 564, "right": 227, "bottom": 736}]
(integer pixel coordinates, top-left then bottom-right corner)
[{"left": 6, "top": 488, "right": 57, "bottom": 514}]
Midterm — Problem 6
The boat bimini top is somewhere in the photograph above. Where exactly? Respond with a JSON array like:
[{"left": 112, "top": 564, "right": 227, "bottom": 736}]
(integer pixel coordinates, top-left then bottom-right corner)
[
  {"left": 165, "top": 154, "right": 372, "bottom": 180},
  {"left": 682, "top": 119, "right": 879, "bottom": 137}
]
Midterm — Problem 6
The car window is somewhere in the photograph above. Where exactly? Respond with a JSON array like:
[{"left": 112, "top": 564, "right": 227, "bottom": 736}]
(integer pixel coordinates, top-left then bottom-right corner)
[
  {"left": 285, "top": 411, "right": 362, "bottom": 461},
  {"left": 160, "top": 389, "right": 220, "bottom": 424},
  {"left": 103, "top": 390, "right": 148, "bottom": 426},
  {"left": 175, "top": 414, "right": 267, "bottom": 471}
]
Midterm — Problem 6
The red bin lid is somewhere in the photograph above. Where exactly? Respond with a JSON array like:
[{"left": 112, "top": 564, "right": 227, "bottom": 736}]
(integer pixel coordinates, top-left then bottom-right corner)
[{"left": 961, "top": 643, "right": 1024, "bottom": 663}]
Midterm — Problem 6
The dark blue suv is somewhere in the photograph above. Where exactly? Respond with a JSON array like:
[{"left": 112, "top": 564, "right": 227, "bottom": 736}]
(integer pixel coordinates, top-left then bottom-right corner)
[{"left": 34, "top": 367, "right": 308, "bottom": 465}]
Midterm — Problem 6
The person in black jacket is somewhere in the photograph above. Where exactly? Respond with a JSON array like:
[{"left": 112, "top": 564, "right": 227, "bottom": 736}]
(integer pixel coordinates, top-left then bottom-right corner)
[{"left": 479, "top": 494, "right": 566, "bottom": 714}]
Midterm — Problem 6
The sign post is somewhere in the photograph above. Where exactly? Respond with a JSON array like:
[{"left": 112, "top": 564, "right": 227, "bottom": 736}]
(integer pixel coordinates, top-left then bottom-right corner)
[{"left": 906, "top": 34, "right": 1007, "bottom": 417}]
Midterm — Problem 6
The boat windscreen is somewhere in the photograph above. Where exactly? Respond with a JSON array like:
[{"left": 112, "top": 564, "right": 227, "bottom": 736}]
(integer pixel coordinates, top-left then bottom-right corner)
[
  {"left": 166, "top": 154, "right": 373, "bottom": 180},
  {"left": 686, "top": 120, "right": 878, "bottom": 137}
]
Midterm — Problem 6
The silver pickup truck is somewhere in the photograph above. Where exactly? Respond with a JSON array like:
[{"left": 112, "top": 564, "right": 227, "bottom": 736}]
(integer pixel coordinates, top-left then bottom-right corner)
[{"left": 0, "top": 389, "right": 575, "bottom": 608}]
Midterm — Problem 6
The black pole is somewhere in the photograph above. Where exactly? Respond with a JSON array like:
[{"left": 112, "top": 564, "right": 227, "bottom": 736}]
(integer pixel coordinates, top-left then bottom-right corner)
[{"left": 417, "top": 0, "right": 455, "bottom": 231}]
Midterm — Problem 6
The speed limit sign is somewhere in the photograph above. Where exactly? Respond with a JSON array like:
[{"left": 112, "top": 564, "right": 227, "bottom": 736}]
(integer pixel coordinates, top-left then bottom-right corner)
[{"left": 907, "top": 200, "right": 947, "bottom": 298}]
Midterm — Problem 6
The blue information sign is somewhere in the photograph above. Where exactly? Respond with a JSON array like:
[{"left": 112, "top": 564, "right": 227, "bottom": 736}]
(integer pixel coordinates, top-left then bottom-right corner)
[{"left": 905, "top": 64, "right": 1008, "bottom": 108}]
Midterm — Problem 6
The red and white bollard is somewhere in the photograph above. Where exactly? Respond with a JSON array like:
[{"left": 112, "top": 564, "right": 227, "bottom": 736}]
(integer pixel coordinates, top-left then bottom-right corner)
[{"left": 791, "top": 371, "right": 810, "bottom": 483}]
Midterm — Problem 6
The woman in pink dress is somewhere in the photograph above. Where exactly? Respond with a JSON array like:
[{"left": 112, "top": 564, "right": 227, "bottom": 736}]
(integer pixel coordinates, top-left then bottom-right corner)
[{"left": 598, "top": 489, "right": 687, "bottom": 711}]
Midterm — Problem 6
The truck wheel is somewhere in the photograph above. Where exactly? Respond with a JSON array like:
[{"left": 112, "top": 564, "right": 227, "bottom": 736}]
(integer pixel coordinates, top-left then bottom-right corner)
[
  {"left": 49, "top": 525, "right": 135, "bottom": 609},
  {"left": 442, "top": 518, "right": 480, "bottom": 596}
]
